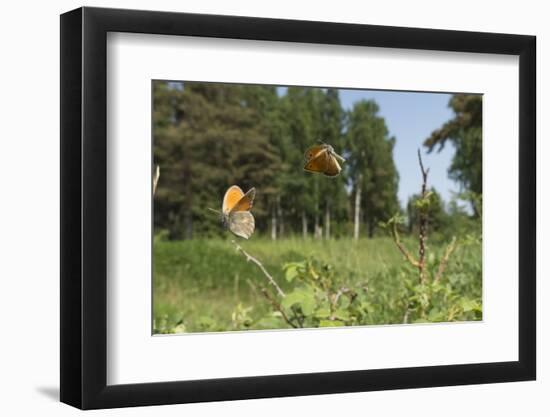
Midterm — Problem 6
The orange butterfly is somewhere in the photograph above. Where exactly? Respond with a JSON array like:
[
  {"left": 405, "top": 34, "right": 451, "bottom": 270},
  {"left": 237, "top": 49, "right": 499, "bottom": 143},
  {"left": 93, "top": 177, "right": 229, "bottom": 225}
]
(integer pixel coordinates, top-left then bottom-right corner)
[
  {"left": 209, "top": 185, "right": 256, "bottom": 239},
  {"left": 303, "top": 143, "right": 345, "bottom": 177}
]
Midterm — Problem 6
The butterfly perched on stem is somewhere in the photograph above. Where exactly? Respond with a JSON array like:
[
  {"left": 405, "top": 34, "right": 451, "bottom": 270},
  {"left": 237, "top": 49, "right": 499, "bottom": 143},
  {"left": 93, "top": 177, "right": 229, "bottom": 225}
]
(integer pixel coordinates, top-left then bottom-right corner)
[
  {"left": 209, "top": 185, "right": 256, "bottom": 239},
  {"left": 303, "top": 143, "right": 345, "bottom": 177}
]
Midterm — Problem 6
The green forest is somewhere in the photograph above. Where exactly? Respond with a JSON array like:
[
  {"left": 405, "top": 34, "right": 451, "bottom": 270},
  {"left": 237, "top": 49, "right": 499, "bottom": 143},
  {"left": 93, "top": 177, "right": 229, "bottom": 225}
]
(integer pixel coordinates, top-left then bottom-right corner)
[{"left": 152, "top": 81, "right": 482, "bottom": 334}]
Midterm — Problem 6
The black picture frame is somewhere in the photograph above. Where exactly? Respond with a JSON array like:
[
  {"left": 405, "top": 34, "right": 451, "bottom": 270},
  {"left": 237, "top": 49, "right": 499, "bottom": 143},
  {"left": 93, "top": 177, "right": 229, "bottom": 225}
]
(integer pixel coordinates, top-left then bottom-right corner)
[{"left": 60, "top": 6, "right": 536, "bottom": 410}]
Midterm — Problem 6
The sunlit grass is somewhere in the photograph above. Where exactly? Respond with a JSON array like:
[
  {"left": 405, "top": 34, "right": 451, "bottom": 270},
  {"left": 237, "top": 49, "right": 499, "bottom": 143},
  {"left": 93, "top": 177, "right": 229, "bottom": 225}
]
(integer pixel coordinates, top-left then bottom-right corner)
[{"left": 153, "top": 236, "right": 481, "bottom": 333}]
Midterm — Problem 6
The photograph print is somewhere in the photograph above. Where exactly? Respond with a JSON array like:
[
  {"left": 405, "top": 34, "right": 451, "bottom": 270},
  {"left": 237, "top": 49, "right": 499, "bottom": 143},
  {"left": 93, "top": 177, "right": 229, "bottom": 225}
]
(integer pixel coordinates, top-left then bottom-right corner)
[{"left": 152, "top": 80, "right": 482, "bottom": 334}]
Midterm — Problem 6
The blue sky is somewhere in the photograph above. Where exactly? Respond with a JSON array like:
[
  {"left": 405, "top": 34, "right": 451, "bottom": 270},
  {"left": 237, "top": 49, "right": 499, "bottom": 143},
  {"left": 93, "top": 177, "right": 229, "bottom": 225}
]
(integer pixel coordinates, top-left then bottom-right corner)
[{"left": 338, "top": 89, "right": 457, "bottom": 207}]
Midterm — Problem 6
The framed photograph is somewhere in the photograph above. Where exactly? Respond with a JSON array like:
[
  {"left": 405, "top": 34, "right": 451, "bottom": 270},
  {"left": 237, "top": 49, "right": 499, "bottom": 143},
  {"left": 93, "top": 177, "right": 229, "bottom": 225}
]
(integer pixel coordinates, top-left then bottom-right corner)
[{"left": 60, "top": 6, "right": 536, "bottom": 409}]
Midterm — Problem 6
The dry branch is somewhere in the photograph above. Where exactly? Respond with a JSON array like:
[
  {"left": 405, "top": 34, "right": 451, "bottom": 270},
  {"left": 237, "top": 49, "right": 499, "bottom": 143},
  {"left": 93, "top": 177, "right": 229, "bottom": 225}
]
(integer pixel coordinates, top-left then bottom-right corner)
[
  {"left": 417, "top": 150, "right": 430, "bottom": 284},
  {"left": 232, "top": 240, "right": 286, "bottom": 298},
  {"left": 246, "top": 278, "right": 297, "bottom": 328},
  {"left": 259, "top": 287, "right": 298, "bottom": 328},
  {"left": 332, "top": 287, "right": 350, "bottom": 307},
  {"left": 391, "top": 220, "right": 420, "bottom": 268},
  {"left": 434, "top": 236, "right": 458, "bottom": 283}
]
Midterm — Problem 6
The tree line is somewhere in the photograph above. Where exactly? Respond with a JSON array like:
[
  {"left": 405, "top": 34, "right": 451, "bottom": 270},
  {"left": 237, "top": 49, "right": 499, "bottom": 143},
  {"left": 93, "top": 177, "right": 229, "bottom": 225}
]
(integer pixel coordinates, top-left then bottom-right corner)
[{"left": 153, "top": 81, "right": 481, "bottom": 240}]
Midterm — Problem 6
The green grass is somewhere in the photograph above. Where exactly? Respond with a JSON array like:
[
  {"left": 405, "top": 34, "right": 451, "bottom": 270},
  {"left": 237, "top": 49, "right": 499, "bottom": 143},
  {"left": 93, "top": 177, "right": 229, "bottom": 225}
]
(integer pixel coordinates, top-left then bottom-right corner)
[{"left": 153, "top": 236, "right": 482, "bottom": 333}]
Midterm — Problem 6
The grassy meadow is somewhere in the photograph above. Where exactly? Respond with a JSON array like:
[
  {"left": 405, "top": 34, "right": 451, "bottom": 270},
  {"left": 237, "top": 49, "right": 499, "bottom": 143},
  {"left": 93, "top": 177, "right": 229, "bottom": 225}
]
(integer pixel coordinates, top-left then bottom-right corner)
[
  {"left": 153, "top": 236, "right": 482, "bottom": 334},
  {"left": 152, "top": 83, "right": 483, "bottom": 334}
]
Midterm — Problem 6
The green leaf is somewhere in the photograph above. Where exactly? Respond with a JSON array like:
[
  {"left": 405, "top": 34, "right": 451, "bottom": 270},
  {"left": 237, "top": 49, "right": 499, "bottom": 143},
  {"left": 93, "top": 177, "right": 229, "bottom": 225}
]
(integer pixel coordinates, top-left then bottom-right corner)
[
  {"left": 172, "top": 323, "right": 187, "bottom": 333},
  {"left": 308, "top": 264, "right": 320, "bottom": 280},
  {"left": 338, "top": 296, "right": 351, "bottom": 309},
  {"left": 301, "top": 297, "right": 316, "bottom": 316},
  {"left": 314, "top": 308, "right": 331, "bottom": 319},
  {"left": 256, "top": 317, "right": 285, "bottom": 329},
  {"left": 360, "top": 301, "right": 373, "bottom": 314},
  {"left": 283, "top": 262, "right": 305, "bottom": 282},
  {"left": 333, "top": 309, "right": 350, "bottom": 321},
  {"left": 285, "top": 265, "right": 299, "bottom": 282},
  {"left": 428, "top": 308, "right": 443, "bottom": 322},
  {"left": 198, "top": 316, "right": 217, "bottom": 329},
  {"left": 319, "top": 320, "right": 344, "bottom": 327},
  {"left": 281, "top": 287, "right": 316, "bottom": 315},
  {"left": 461, "top": 299, "right": 480, "bottom": 312}
]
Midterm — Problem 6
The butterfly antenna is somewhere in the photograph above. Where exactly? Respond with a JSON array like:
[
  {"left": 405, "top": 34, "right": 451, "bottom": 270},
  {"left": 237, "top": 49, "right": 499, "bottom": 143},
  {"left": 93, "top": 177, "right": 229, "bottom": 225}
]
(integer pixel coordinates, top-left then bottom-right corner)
[{"left": 207, "top": 207, "right": 221, "bottom": 215}]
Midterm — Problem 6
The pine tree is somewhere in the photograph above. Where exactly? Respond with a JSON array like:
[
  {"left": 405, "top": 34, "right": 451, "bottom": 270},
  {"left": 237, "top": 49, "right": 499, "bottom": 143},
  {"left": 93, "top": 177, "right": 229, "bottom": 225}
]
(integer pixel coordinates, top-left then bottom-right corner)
[
  {"left": 153, "top": 81, "right": 280, "bottom": 238},
  {"left": 424, "top": 94, "right": 482, "bottom": 215},
  {"left": 345, "top": 100, "right": 399, "bottom": 238},
  {"left": 318, "top": 88, "right": 347, "bottom": 239},
  {"left": 153, "top": 82, "right": 400, "bottom": 239}
]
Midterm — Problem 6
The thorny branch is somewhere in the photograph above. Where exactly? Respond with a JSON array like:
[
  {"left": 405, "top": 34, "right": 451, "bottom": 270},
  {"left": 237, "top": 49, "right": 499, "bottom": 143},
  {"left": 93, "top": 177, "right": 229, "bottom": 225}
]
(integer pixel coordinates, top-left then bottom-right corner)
[
  {"left": 390, "top": 220, "right": 420, "bottom": 268},
  {"left": 330, "top": 287, "right": 357, "bottom": 320},
  {"left": 232, "top": 240, "right": 286, "bottom": 298},
  {"left": 332, "top": 287, "right": 350, "bottom": 307},
  {"left": 434, "top": 236, "right": 458, "bottom": 284},
  {"left": 385, "top": 151, "right": 460, "bottom": 324},
  {"left": 417, "top": 149, "right": 430, "bottom": 284},
  {"left": 259, "top": 287, "right": 298, "bottom": 328},
  {"left": 246, "top": 279, "right": 297, "bottom": 328}
]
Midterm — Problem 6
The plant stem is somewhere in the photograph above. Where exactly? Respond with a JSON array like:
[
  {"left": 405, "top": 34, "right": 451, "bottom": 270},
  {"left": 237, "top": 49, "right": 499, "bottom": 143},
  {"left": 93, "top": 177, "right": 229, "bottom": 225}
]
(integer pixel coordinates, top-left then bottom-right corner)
[
  {"left": 391, "top": 220, "right": 420, "bottom": 268},
  {"left": 259, "top": 287, "right": 298, "bottom": 328},
  {"left": 434, "top": 236, "right": 458, "bottom": 283},
  {"left": 417, "top": 150, "right": 430, "bottom": 284},
  {"left": 353, "top": 174, "right": 362, "bottom": 240},
  {"left": 245, "top": 278, "right": 297, "bottom": 328},
  {"left": 232, "top": 240, "right": 286, "bottom": 298}
]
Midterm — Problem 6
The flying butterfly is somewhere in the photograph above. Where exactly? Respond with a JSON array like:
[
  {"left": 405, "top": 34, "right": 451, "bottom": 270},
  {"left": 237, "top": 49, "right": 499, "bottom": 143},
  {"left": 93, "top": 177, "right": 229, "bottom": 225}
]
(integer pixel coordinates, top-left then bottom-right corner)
[
  {"left": 303, "top": 143, "right": 346, "bottom": 177},
  {"left": 209, "top": 185, "right": 256, "bottom": 239}
]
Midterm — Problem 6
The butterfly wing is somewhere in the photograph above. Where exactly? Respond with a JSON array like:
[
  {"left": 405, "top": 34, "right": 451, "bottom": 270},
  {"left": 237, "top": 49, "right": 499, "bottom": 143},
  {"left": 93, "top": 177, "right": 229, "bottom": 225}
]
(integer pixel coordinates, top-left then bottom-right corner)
[
  {"left": 230, "top": 188, "right": 256, "bottom": 213},
  {"left": 228, "top": 211, "right": 255, "bottom": 239},
  {"left": 323, "top": 154, "right": 342, "bottom": 177},
  {"left": 222, "top": 185, "right": 245, "bottom": 213},
  {"left": 304, "top": 149, "right": 329, "bottom": 173},
  {"left": 304, "top": 144, "right": 328, "bottom": 161}
]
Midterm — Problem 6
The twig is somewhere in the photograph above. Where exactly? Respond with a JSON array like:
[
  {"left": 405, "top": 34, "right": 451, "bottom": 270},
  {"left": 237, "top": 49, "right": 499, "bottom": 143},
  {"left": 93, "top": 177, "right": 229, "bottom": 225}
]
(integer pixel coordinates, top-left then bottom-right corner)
[
  {"left": 259, "top": 287, "right": 298, "bottom": 328},
  {"left": 232, "top": 240, "right": 286, "bottom": 298},
  {"left": 332, "top": 287, "right": 355, "bottom": 308},
  {"left": 391, "top": 220, "right": 420, "bottom": 268},
  {"left": 247, "top": 278, "right": 297, "bottom": 328},
  {"left": 152, "top": 165, "right": 160, "bottom": 196},
  {"left": 332, "top": 287, "right": 347, "bottom": 307},
  {"left": 418, "top": 149, "right": 429, "bottom": 185},
  {"left": 434, "top": 236, "right": 458, "bottom": 283},
  {"left": 330, "top": 288, "right": 344, "bottom": 319},
  {"left": 417, "top": 150, "right": 430, "bottom": 284},
  {"left": 403, "top": 307, "right": 410, "bottom": 324},
  {"left": 329, "top": 287, "right": 356, "bottom": 320}
]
